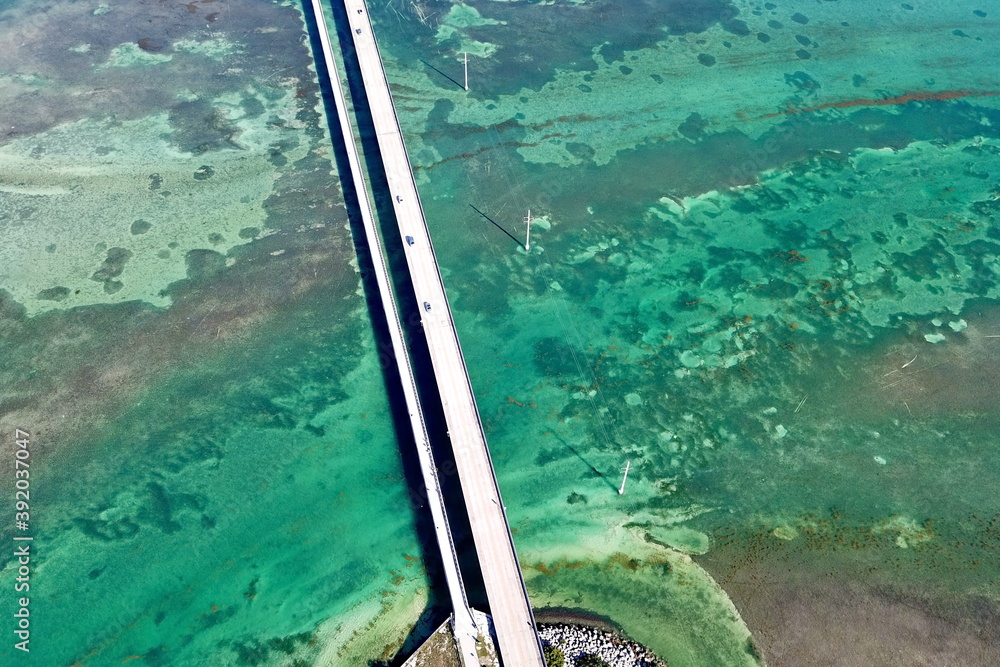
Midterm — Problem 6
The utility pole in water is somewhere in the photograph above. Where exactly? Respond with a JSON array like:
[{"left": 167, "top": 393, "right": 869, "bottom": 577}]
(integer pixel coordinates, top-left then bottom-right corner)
[
  {"left": 524, "top": 210, "right": 531, "bottom": 251},
  {"left": 618, "top": 460, "right": 630, "bottom": 495}
]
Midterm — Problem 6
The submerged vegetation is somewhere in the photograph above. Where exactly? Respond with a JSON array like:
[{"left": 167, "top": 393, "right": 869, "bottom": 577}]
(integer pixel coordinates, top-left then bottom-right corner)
[{"left": 2, "top": 0, "right": 1000, "bottom": 664}]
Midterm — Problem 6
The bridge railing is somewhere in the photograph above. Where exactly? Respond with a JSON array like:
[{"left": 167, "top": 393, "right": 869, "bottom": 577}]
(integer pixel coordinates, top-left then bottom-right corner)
[
  {"left": 345, "top": 0, "right": 545, "bottom": 658},
  {"left": 308, "top": 0, "right": 475, "bottom": 623}
]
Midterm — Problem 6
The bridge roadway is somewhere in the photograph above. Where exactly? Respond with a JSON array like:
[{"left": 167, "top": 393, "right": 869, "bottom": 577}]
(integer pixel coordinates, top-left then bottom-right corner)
[
  {"left": 307, "top": 1, "right": 481, "bottom": 664},
  {"left": 340, "top": 1, "right": 547, "bottom": 665}
]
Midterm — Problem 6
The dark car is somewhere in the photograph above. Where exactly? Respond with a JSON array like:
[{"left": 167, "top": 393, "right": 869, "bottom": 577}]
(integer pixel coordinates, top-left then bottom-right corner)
[
  {"left": 405, "top": 236, "right": 415, "bottom": 246},
  {"left": 423, "top": 302, "right": 432, "bottom": 312}
]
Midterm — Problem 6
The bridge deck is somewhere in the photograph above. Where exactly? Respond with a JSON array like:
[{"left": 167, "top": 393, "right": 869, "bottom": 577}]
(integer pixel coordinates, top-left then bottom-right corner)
[
  {"left": 307, "top": 1, "right": 480, "bottom": 664},
  {"left": 339, "top": 2, "right": 546, "bottom": 665}
]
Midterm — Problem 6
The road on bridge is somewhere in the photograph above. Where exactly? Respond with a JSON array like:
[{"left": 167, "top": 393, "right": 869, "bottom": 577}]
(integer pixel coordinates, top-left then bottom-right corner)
[
  {"left": 307, "top": 1, "right": 481, "bottom": 664},
  {"left": 340, "top": 2, "right": 547, "bottom": 665}
]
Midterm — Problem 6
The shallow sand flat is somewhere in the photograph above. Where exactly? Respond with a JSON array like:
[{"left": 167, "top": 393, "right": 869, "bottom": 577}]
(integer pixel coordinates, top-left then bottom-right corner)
[{"left": 0, "top": 93, "right": 309, "bottom": 315}]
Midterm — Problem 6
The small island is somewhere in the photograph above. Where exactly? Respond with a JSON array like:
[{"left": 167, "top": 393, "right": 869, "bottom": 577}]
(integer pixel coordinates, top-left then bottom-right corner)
[{"left": 403, "top": 617, "right": 666, "bottom": 667}]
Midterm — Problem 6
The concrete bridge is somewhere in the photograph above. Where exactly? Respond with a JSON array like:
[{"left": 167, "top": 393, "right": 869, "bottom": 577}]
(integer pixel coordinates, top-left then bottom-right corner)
[{"left": 307, "top": 1, "right": 547, "bottom": 665}]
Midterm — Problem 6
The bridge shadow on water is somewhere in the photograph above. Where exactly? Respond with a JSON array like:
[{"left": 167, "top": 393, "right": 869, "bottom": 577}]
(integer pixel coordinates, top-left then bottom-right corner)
[{"left": 302, "top": 3, "right": 489, "bottom": 664}]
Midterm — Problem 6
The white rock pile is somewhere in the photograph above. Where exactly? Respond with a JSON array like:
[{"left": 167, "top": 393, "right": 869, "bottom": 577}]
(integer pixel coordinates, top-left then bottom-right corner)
[{"left": 538, "top": 623, "right": 666, "bottom": 667}]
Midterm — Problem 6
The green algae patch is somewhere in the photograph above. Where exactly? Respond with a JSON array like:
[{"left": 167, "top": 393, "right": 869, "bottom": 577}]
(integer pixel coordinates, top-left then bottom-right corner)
[
  {"left": 0, "top": 88, "right": 309, "bottom": 316},
  {"left": 526, "top": 545, "right": 759, "bottom": 667}
]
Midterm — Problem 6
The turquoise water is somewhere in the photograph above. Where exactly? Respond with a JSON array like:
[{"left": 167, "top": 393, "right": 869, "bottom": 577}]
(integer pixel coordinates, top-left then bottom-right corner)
[
  {"left": 1, "top": 0, "right": 1000, "bottom": 665},
  {"left": 0, "top": 0, "right": 432, "bottom": 664},
  {"left": 375, "top": 0, "right": 1000, "bottom": 664}
]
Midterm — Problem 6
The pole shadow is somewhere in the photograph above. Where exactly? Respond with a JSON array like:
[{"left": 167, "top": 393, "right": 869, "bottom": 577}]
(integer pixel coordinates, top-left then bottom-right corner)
[
  {"left": 420, "top": 58, "right": 465, "bottom": 90},
  {"left": 470, "top": 204, "right": 522, "bottom": 248},
  {"left": 549, "top": 431, "right": 618, "bottom": 492}
]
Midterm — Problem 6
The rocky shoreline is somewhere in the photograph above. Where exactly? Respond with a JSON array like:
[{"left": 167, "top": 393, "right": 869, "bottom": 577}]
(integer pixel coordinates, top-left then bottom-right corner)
[{"left": 539, "top": 623, "right": 667, "bottom": 667}]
